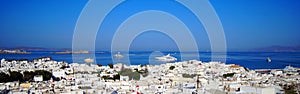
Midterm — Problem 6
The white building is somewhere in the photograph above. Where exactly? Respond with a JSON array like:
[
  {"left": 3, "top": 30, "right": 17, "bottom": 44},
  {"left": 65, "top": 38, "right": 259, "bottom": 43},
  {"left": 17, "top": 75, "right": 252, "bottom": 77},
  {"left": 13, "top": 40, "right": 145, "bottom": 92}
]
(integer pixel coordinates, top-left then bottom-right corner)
[
  {"left": 120, "top": 75, "right": 129, "bottom": 81},
  {"left": 239, "top": 86, "right": 276, "bottom": 94},
  {"left": 34, "top": 75, "right": 43, "bottom": 82},
  {"left": 53, "top": 69, "right": 66, "bottom": 78}
]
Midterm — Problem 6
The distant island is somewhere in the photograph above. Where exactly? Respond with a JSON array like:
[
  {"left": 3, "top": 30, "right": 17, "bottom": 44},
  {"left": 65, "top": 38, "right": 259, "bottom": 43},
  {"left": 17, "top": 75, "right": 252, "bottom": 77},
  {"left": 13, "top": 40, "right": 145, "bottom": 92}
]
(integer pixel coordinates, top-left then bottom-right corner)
[
  {"left": 250, "top": 45, "right": 300, "bottom": 52},
  {"left": 0, "top": 46, "right": 71, "bottom": 51},
  {"left": 53, "top": 50, "right": 89, "bottom": 54},
  {"left": 0, "top": 49, "right": 31, "bottom": 54}
]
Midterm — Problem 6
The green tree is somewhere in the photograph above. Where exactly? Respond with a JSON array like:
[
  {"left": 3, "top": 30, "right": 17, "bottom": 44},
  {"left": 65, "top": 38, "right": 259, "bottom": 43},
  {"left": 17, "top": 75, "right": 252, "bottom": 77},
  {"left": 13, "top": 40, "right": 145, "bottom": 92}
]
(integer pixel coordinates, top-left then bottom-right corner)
[
  {"left": 119, "top": 69, "right": 132, "bottom": 76},
  {"left": 101, "top": 76, "right": 110, "bottom": 81},
  {"left": 97, "top": 64, "right": 102, "bottom": 67},
  {"left": 23, "top": 71, "right": 35, "bottom": 81},
  {"left": 182, "top": 74, "right": 197, "bottom": 78},
  {"left": 284, "top": 85, "right": 297, "bottom": 94},
  {"left": 108, "top": 64, "right": 114, "bottom": 69},
  {"left": 9, "top": 71, "right": 24, "bottom": 82},
  {"left": 60, "top": 65, "right": 69, "bottom": 69},
  {"left": 0, "top": 72, "right": 10, "bottom": 83},
  {"left": 138, "top": 68, "right": 149, "bottom": 77},
  {"left": 169, "top": 66, "right": 175, "bottom": 70},
  {"left": 113, "top": 74, "right": 120, "bottom": 81},
  {"left": 119, "top": 68, "right": 140, "bottom": 80},
  {"left": 34, "top": 70, "right": 52, "bottom": 81},
  {"left": 131, "top": 72, "right": 140, "bottom": 80},
  {"left": 222, "top": 73, "right": 235, "bottom": 78}
]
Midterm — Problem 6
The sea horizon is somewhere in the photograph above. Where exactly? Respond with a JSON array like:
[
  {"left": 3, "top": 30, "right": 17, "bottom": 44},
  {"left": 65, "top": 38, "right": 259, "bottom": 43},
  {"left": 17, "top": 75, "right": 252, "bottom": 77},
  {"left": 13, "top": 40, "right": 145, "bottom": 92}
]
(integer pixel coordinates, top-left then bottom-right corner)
[{"left": 1, "top": 50, "right": 299, "bottom": 70}]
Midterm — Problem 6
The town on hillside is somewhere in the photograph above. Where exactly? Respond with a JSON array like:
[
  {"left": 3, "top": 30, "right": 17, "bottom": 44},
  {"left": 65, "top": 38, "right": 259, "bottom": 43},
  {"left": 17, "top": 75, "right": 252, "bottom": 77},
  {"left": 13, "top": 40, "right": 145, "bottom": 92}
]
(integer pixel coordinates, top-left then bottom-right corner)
[{"left": 0, "top": 57, "right": 299, "bottom": 94}]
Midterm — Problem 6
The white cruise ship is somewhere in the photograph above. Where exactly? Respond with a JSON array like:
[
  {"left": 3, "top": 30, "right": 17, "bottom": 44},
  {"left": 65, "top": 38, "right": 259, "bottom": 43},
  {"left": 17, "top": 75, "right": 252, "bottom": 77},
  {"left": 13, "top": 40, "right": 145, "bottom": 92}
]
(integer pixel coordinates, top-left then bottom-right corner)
[
  {"left": 114, "top": 52, "right": 124, "bottom": 58},
  {"left": 155, "top": 54, "right": 177, "bottom": 62}
]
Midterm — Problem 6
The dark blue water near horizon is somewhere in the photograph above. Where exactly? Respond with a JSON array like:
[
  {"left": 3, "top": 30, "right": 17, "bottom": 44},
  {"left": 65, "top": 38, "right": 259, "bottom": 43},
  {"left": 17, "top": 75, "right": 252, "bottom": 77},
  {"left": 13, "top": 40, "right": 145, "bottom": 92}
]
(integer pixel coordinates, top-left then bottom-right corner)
[{"left": 1, "top": 51, "right": 300, "bottom": 70}]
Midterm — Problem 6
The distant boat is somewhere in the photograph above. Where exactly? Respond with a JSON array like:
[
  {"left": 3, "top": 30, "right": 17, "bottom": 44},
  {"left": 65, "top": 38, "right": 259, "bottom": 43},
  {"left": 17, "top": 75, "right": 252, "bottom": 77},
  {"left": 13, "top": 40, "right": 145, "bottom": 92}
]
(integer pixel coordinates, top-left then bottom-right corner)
[
  {"left": 155, "top": 54, "right": 177, "bottom": 62},
  {"left": 114, "top": 52, "right": 124, "bottom": 58},
  {"left": 84, "top": 58, "right": 94, "bottom": 63},
  {"left": 266, "top": 57, "right": 271, "bottom": 63}
]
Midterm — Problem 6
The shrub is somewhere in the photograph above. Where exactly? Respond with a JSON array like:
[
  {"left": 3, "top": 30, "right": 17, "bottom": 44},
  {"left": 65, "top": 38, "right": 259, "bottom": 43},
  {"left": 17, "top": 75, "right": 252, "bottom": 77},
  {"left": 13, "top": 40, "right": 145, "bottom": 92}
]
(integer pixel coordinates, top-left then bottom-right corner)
[
  {"left": 23, "top": 71, "right": 35, "bottom": 81},
  {"left": 9, "top": 71, "right": 25, "bottom": 82},
  {"left": 119, "top": 68, "right": 140, "bottom": 80},
  {"left": 34, "top": 70, "right": 52, "bottom": 81},
  {"left": 169, "top": 66, "right": 175, "bottom": 70},
  {"left": 108, "top": 64, "right": 114, "bottom": 69},
  {"left": 182, "top": 74, "right": 197, "bottom": 78},
  {"left": 223, "top": 73, "right": 235, "bottom": 78},
  {"left": 0, "top": 72, "right": 10, "bottom": 83}
]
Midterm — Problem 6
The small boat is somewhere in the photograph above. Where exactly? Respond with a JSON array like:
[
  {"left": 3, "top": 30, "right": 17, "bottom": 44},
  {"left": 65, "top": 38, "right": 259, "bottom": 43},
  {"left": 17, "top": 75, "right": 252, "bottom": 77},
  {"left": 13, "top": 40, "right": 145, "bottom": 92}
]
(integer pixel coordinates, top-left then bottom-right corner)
[
  {"left": 114, "top": 52, "right": 124, "bottom": 58},
  {"left": 266, "top": 57, "right": 271, "bottom": 63},
  {"left": 84, "top": 58, "right": 94, "bottom": 63},
  {"left": 155, "top": 54, "right": 177, "bottom": 62}
]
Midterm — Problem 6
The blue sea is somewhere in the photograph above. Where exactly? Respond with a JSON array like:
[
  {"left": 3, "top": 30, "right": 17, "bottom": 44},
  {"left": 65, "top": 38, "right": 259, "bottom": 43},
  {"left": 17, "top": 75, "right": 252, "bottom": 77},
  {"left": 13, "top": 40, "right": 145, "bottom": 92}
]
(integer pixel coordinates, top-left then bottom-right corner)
[{"left": 1, "top": 51, "right": 300, "bottom": 70}]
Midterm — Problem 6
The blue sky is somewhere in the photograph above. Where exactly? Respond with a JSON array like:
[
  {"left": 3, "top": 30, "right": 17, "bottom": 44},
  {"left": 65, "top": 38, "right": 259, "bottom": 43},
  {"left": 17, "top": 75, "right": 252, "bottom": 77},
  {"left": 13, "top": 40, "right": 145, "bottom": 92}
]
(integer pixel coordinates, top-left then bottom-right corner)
[{"left": 0, "top": 0, "right": 299, "bottom": 51}]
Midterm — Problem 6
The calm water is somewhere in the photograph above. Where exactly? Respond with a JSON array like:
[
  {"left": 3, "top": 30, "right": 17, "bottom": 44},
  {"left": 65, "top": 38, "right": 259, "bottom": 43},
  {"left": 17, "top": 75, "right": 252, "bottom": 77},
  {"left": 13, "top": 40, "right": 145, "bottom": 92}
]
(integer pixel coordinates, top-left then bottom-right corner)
[{"left": 1, "top": 51, "right": 300, "bottom": 70}]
